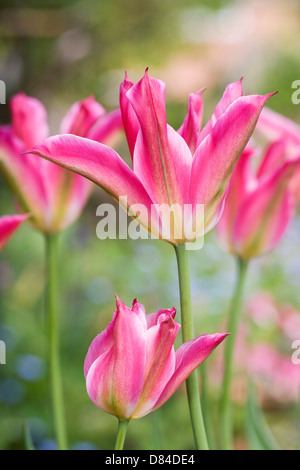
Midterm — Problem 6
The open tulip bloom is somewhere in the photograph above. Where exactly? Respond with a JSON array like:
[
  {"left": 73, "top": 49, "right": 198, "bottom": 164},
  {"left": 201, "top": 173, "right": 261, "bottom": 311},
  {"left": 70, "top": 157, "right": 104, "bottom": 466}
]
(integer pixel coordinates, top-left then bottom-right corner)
[
  {"left": 27, "top": 70, "right": 275, "bottom": 245},
  {"left": 0, "top": 213, "right": 29, "bottom": 251},
  {"left": 84, "top": 296, "right": 228, "bottom": 448}
]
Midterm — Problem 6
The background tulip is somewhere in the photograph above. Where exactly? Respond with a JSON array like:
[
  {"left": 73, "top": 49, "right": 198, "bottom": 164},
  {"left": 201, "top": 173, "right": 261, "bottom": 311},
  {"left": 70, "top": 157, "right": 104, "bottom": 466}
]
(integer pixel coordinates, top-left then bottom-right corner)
[
  {"left": 84, "top": 296, "right": 227, "bottom": 448},
  {"left": 216, "top": 145, "right": 300, "bottom": 259},
  {"left": 0, "top": 93, "right": 123, "bottom": 233}
]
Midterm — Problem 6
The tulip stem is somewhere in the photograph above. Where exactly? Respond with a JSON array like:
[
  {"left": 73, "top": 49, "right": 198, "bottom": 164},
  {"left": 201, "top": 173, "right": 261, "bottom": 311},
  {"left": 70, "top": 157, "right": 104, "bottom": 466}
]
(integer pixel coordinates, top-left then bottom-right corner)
[
  {"left": 175, "top": 244, "right": 209, "bottom": 451},
  {"left": 114, "top": 419, "right": 129, "bottom": 450},
  {"left": 45, "top": 233, "right": 68, "bottom": 450},
  {"left": 219, "top": 257, "right": 248, "bottom": 450}
]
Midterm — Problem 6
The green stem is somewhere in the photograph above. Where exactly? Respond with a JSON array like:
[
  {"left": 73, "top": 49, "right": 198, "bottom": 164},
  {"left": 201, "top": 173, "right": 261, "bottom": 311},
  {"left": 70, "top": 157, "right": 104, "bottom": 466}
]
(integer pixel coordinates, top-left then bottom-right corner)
[
  {"left": 174, "top": 244, "right": 209, "bottom": 450},
  {"left": 45, "top": 233, "right": 68, "bottom": 450},
  {"left": 114, "top": 420, "right": 129, "bottom": 450},
  {"left": 219, "top": 257, "right": 249, "bottom": 450}
]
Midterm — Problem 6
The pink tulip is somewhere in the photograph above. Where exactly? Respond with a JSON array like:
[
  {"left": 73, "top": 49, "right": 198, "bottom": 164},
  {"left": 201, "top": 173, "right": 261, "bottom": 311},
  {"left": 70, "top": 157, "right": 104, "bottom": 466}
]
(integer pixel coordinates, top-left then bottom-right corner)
[
  {"left": 0, "top": 93, "right": 123, "bottom": 233},
  {"left": 255, "top": 107, "right": 300, "bottom": 204},
  {"left": 0, "top": 214, "right": 29, "bottom": 251},
  {"left": 27, "top": 70, "right": 274, "bottom": 244},
  {"left": 84, "top": 296, "right": 227, "bottom": 420},
  {"left": 216, "top": 142, "right": 300, "bottom": 259}
]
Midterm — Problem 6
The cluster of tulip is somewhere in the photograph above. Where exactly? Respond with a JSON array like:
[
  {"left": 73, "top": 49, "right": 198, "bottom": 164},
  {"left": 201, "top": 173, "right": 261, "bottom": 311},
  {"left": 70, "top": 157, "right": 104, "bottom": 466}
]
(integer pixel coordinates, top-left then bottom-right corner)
[{"left": 1, "top": 69, "right": 300, "bottom": 450}]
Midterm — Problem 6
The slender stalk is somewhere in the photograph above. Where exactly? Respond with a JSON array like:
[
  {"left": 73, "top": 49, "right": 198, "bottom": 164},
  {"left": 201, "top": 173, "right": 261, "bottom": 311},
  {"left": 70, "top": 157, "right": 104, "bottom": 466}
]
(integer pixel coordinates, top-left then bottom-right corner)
[
  {"left": 114, "top": 420, "right": 129, "bottom": 450},
  {"left": 219, "top": 257, "right": 248, "bottom": 450},
  {"left": 45, "top": 233, "right": 68, "bottom": 450},
  {"left": 200, "top": 363, "right": 216, "bottom": 449},
  {"left": 174, "top": 244, "right": 209, "bottom": 450}
]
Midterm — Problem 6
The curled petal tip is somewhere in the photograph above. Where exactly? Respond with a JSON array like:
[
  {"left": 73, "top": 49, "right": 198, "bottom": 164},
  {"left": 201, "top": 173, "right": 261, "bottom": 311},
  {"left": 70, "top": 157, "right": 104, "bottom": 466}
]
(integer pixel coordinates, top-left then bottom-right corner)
[{"left": 145, "top": 66, "right": 149, "bottom": 75}]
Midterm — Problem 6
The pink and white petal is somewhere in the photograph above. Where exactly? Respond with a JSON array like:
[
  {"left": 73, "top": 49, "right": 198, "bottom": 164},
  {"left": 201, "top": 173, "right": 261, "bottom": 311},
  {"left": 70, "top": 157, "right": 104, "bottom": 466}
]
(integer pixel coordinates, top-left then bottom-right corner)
[
  {"left": 109, "top": 297, "right": 147, "bottom": 418},
  {"left": 84, "top": 310, "right": 118, "bottom": 378},
  {"left": 120, "top": 74, "right": 140, "bottom": 159},
  {"left": 146, "top": 307, "right": 176, "bottom": 329},
  {"left": 197, "top": 79, "right": 243, "bottom": 147},
  {"left": 10, "top": 93, "right": 49, "bottom": 149},
  {"left": 132, "top": 314, "right": 180, "bottom": 418},
  {"left": 256, "top": 138, "right": 289, "bottom": 178},
  {"left": 0, "top": 213, "right": 30, "bottom": 251},
  {"left": 127, "top": 71, "right": 192, "bottom": 207},
  {"left": 85, "top": 347, "right": 119, "bottom": 416},
  {"left": 60, "top": 96, "right": 106, "bottom": 137},
  {"left": 133, "top": 124, "right": 192, "bottom": 215},
  {"left": 256, "top": 107, "right": 300, "bottom": 147},
  {"left": 177, "top": 90, "right": 204, "bottom": 154},
  {"left": 27, "top": 134, "right": 162, "bottom": 238},
  {"left": 233, "top": 161, "right": 297, "bottom": 258},
  {"left": 152, "top": 333, "right": 228, "bottom": 412},
  {"left": 189, "top": 93, "right": 275, "bottom": 231},
  {"left": 131, "top": 298, "right": 147, "bottom": 330},
  {"left": 86, "top": 109, "right": 123, "bottom": 146},
  {"left": 0, "top": 127, "right": 50, "bottom": 222},
  {"left": 54, "top": 173, "right": 93, "bottom": 231},
  {"left": 216, "top": 147, "right": 257, "bottom": 252}
]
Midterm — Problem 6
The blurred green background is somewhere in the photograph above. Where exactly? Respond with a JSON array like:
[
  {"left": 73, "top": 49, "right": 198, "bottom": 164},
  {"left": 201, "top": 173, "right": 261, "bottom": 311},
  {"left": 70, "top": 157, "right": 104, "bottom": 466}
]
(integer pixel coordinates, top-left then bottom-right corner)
[{"left": 0, "top": 0, "right": 300, "bottom": 450}]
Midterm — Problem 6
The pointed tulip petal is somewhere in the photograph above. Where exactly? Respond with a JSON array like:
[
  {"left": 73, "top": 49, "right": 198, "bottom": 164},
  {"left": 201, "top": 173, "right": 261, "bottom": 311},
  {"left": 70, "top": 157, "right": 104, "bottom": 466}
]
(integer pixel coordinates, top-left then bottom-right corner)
[
  {"left": 86, "top": 297, "right": 147, "bottom": 419},
  {"left": 132, "top": 312, "right": 180, "bottom": 418},
  {"left": 153, "top": 333, "right": 228, "bottom": 411},
  {"left": 177, "top": 90, "right": 204, "bottom": 154},
  {"left": 60, "top": 96, "right": 106, "bottom": 137},
  {"left": 87, "top": 109, "right": 123, "bottom": 146},
  {"left": 256, "top": 107, "right": 300, "bottom": 146},
  {"left": 120, "top": 73, "right": 140, "bottom": 159},
  {"left": 197, "top": 79, "right": 244, "bottom": 147},
  {"left": 10, "top": 93, "right": 49, "bottom": 149},
  {"left": 233, "top": 161, "right": 297, "bottom": 258},
  {"left": 189, "top": 93, "right": 275, "bottom": 231},
  {"left": 84, "top": 311, "right": 118, "bottom": 378},
  {"left": 127, "top": 71, "right": 192, "bottom": 208},
  {"left": 216, "top": 147, "right": 258, "bottom": 253}
]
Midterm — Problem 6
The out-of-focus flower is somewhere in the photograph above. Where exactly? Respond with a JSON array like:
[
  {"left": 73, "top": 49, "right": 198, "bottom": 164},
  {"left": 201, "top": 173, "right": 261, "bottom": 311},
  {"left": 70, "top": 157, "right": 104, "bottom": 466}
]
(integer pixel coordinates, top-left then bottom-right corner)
[
  {"left": 27, "top": 70, "right": 273, "bottom": 245},
  {"left": 84, "top": 296, "right": 227, "bottom": 420},
  {"left": 216, "top": 143, "right": 300, "bottom": 259},
  {"left": 255, "top": 107, "right": 300, "bottom": 204},
  {"left": 0, "top": 213, "right": 29, "bottom": 251},
  {"left": 0, "top": 93, "right": 123, "bottom": 233}
]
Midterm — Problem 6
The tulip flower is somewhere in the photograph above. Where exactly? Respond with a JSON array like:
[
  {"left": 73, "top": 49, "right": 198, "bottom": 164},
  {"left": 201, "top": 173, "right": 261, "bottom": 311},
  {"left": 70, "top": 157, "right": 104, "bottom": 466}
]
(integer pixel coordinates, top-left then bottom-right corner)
[
  {"left": 27, "top": 70, "right": 274, "bottom": 245},
  {"left": 84, "top": 296, "right": 228, "bottom": 449},
  {"left": 216, "top": 145, "right": 300, "bottom": 259},
  {"left": 217, "top": 138, "right": 300, "bottom": 449},
  {"left": 0, "top": 93, "right": 123, "bottom": 233},
  {"left": 27, "top": 70, "right": 274, "bottom": 450},
  {"left": 255, "top": 106, "right": 300, "bottom": 204},
  {"left": 0, "top": 213, "right": 29, "bottom": 251}
]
